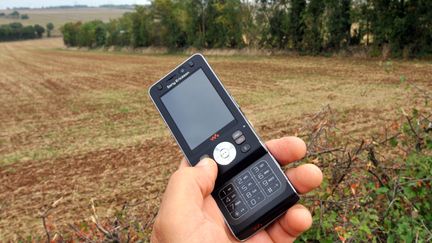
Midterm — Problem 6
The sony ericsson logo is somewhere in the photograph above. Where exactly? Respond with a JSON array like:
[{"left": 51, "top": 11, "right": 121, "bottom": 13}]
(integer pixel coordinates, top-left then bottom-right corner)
[{"left": 167, "top": 71, "right": 190, "bottom": 89}]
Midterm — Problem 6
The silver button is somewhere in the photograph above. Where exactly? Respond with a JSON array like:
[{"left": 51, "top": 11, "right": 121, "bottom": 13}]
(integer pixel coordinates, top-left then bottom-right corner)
[
  {"left": 213, "top": 142, "right": 237, "bottom": 165},
  {"left": 220, "top": 148, "right": 229, "bottom": 158},
  {"left": 232, "top": 130, "right": 243, "bottom": 140}
]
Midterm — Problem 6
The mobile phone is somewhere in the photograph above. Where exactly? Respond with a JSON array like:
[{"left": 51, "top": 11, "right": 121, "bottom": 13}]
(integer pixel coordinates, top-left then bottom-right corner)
[{"left": 149, "top": 54, "right": 299, "bottom": 240}]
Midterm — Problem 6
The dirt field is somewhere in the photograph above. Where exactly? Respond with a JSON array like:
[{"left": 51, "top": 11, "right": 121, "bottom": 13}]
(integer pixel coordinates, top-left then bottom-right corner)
[
  {"left": 0, "top": 38, "right": 431, "bottom": 240},
  {"left": 0, "top": 8, "right": 131, "bottom": 35}
]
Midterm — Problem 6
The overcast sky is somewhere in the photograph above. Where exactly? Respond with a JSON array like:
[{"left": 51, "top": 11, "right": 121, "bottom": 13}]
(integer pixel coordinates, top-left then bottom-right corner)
[{"left": 0, "top": 0, "right": 150, "bottom": 9}]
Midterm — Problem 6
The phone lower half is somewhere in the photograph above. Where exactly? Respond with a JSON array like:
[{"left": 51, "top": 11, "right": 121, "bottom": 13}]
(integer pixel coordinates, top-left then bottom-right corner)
[{"left": 212, "top": 152, "right": 299, "bottom": 241}]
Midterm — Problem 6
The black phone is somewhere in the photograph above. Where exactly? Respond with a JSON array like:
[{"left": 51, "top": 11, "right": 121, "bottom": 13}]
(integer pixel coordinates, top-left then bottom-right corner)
[{"left": 149, "top": 54, "right": 299, "bottom": 240}]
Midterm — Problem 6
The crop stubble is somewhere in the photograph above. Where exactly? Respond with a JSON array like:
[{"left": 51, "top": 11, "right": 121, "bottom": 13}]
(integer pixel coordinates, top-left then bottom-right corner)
[{"left": 0, "top": 38, "right": 431, "bottom": 240}]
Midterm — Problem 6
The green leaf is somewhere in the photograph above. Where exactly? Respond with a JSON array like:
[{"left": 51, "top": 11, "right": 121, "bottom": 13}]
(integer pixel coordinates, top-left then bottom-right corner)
[
  {"left": 359, "top": 224, "right": 372, "bottom": 235},
  {"left": 376, "top": 187, "right": 389, "bottom": 194},
  {"left": 389, "top": 137, "right": 398, "bottom": 147},
  {"left": 426, "top": 138, "right": 432, "bottom": 150},
  {"left": 412, "top": 108, "right": 419, "bottom": 118}
]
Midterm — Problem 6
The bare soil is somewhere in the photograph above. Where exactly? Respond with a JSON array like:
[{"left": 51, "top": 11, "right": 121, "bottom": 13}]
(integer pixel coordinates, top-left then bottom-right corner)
[{"left": 0, "top": 38, "right": 431, "bottom": 240}]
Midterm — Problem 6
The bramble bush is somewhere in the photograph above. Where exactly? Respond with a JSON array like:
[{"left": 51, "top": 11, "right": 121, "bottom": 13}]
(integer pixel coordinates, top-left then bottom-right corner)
[{"left": 299, "top": 107, "right": 432, "bottom": 242}]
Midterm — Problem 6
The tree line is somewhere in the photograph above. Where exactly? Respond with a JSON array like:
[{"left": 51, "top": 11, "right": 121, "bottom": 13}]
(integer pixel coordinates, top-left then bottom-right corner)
[
  {"left": 61, "top": 0, "right": 432, "bottom": 57},
  {"left": 0, "top": 22, "right": 55, "bottom": 42},
  {"left": 0, "top": 11, "right": 30, "bottom": 19}
]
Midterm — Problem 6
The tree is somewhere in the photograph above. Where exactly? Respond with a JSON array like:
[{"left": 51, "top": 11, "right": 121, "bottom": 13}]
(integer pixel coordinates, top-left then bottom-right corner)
[
  {"left": 240, "top": 0, "right": 260, "bottom": 47},
  {"left": 9, "top": 11, "right": 20, "bottom": 18},
  {"left": 183, "top": 0, "right": 206, "bottom": 47},
  {"left": 369, "top": 0, "right": 432, "bottom": 57},
  {"left": 75, "top": 20, "right": 106, "bottom": 48},
  {"left": 325, "top": 0, "right": 352, "bottom": 50},
  {"left": 56, "top": 0, "right": 432, "bottom": 57},
  {"left": 129, "top": 6, "right": 152, "bottom": 47},
  {"left": 21, "top": 14, "right": 29, "bottom": 19},
  {"left": 271, "top": 9, "right": 289, "bottom": 49},
  {"left": 9, "top": 22, "right": 23, "bottom": 40},
  {"left": 94, "top": 21, "right": 107, "bottom": 47},
  {"left": 34, "top": 24, "right": 45, "bottom": 38},
  {"left": 289, "top": 0, "right": 306, "bottom": 50},
  {"left": 61, "top": 22, "right": 81, "bottom": 47},
  {"left": 46, "top": 22, "right": 54, "bottom": 37},
  {"left": 21, "top": 25, "right": 35, "bottom": 39},
  {"left": 0, "top": 25, "right": 12, "bottom": 41},
  {"left": 303, "top": 0, "right": 325, "bottom": 53},
  {"left": 152, "top": 0, "right": 187, "bottom": 48},
  {"left": 204, "top": 0, "right": 244, "bottom": 48},
  {"left": 259, "top": 0, "right": 290, "bottom": 49}
]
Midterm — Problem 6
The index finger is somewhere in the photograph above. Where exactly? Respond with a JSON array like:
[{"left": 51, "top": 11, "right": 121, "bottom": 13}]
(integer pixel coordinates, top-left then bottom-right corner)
[{"left": 266, "top": 137, "right": 307, "bottom": 165}]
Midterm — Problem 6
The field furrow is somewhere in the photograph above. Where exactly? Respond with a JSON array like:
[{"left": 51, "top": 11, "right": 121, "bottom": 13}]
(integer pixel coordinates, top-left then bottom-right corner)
[{"left": 0, "top": 38, "right": 431, "bottom": 240}]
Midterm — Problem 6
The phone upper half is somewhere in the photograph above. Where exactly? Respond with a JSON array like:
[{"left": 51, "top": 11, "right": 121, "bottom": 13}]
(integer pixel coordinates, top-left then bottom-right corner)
[{"left": 149, "top": 54, "right": 267, "bottom": 179}]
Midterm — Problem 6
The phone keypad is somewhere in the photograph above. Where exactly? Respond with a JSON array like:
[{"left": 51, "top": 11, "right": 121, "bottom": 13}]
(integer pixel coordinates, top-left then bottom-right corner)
[
  {"left": 219, "top": 184, "right": 248, "bottom": 219},
  {"left": 219, "top": 160, "right": 282, "bottom": 219},
  {"left": 252, "top": 161, "right": 280, "bottom": 195}
]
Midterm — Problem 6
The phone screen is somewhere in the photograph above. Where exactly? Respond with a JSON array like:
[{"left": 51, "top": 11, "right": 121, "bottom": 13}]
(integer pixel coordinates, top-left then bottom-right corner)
[{"left": 161, "top": 69, "right": 234, "bottom": 150}]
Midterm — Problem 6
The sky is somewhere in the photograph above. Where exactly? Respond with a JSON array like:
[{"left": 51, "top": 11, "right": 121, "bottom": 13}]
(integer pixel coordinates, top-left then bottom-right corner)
[{"left": 0, "top": 0, "right": 150, "bottom": 9}]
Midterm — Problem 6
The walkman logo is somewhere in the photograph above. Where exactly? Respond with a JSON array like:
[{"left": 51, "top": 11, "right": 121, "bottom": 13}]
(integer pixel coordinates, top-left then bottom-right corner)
[
  {"left": 210, "top": 133, "right": 220, "bottom": 141},
  {"left": 167, "top": 71, "right": 190, "bottom": 89}
]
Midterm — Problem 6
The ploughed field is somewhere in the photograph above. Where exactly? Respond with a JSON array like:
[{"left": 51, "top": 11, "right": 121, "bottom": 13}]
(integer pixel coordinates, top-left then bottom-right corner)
[{"left": 0, "top": 38, "right": 431, "bottom": 240}]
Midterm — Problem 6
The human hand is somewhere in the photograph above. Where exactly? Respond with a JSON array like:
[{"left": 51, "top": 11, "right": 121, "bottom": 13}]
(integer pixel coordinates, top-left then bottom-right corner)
[{"left": 151, "top": 137, "right": 322, "bottom": 243}]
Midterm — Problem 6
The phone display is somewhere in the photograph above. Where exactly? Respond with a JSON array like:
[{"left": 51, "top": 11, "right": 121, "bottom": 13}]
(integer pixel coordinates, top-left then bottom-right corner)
[
  {"left": 149, "top": 54, "right": 299, "bottom": 240},
  {"left": 161, "top": 69, "right": 234, "bottom": 150}
]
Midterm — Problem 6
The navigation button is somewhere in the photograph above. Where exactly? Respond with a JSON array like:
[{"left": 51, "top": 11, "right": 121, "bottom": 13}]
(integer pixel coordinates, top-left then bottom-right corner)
[{"left": 220, "top": 148, "right": 229, "bottom": 159}]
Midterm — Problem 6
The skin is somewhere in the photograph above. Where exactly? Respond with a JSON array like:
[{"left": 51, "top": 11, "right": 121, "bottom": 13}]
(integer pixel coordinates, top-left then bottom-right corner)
[{"left": 152, "top": 136, "right": 323, "bottom": 243}]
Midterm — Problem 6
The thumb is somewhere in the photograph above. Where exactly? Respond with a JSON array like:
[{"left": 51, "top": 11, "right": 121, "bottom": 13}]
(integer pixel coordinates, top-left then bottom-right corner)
[
  {"left": 152, "top": 159, "right": 218, "bottom": 242},
  {"left": 165, "top": 158, "right": 218, "bottom": 204},
  {"left": 192, "top": 158, "right": 218, "bottom": 197}
]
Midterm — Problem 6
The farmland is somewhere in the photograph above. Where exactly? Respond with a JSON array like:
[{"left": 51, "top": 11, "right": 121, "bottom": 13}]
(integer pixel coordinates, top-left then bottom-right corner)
[
  {"left": 0, "top": 8, "right": 131, "bottom": 35},
  {"left": 0, "top": 38, "right": 431, "bottom": 241}
]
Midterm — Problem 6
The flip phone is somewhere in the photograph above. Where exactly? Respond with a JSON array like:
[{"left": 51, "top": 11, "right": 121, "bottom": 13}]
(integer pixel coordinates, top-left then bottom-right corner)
[{"left": 149, "top": 54, "right": 299, "bottom": 240}]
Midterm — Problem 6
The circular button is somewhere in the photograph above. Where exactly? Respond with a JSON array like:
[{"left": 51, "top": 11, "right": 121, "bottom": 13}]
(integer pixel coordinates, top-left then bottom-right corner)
[
  {"left": 220, "top": 148, "right": 229, "bottom": 158},
  {"left": 213, "top": 142, "right": 236, "bottom": 166}
]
